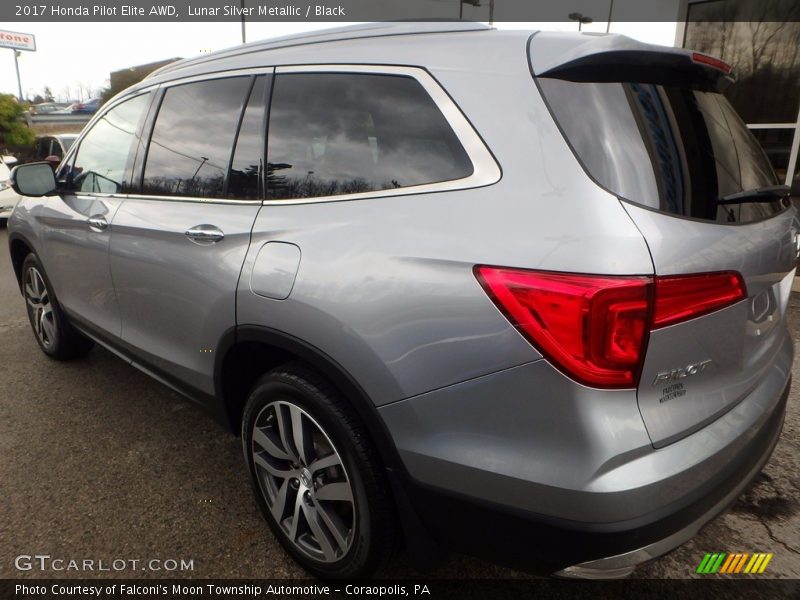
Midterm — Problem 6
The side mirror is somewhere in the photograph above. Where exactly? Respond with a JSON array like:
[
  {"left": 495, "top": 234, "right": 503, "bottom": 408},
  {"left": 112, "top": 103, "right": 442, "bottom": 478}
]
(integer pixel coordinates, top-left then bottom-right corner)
[
  {"left": 2, "top": 155, "right": 18, "bottom": 166},
  {"left": 11, "top": 162, "right": 58, "bottom": 197}
]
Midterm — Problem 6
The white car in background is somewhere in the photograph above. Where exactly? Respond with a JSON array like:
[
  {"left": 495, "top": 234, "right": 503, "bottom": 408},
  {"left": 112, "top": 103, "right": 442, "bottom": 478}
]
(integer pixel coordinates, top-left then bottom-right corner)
[{"left": 0, "top": 155, "right": 21, "bottom": 223}]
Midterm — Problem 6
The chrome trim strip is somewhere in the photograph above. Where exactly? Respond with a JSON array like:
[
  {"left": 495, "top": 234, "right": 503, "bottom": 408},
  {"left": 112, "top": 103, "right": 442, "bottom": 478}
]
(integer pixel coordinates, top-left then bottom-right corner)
[
  {"left": 123, "top": 194, "right": 261, "bottom": 205},
  {"left": 262, "top": 64, "right": 501, "bottom": 206}
]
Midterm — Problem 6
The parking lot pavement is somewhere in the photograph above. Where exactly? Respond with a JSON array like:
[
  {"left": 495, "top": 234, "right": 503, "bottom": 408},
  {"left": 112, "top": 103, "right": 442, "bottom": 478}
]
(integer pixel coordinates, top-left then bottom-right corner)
[{"left": 1, "top": 223, "right": 799, "bottom": 580}]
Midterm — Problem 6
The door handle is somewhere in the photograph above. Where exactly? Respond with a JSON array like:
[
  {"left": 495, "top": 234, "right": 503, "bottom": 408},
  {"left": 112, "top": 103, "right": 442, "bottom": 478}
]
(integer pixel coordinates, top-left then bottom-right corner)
[
  {"left": 87, "top": 214, "right": 108, "bottom": 232},
  {"left": 185, "top": 224, "right": 225, "bottom": 245}
]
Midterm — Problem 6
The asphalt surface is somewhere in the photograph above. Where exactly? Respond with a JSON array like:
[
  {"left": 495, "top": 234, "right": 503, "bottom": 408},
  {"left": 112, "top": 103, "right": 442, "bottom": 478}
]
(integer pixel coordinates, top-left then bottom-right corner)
[{"left": 1, "top": 222, "right": 799, "bottom": 581}]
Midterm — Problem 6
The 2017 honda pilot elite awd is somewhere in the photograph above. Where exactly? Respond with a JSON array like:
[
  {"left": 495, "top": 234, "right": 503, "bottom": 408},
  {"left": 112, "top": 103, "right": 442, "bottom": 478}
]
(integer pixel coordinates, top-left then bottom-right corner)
[{"left": 7, "top": 23, "right": 796, "bottom": 579}]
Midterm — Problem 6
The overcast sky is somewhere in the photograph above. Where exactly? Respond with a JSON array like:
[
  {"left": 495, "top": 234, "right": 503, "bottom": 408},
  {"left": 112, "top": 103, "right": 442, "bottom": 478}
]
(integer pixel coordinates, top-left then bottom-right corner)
[{"left": 0, "top": 21, "right": 678, "bottom": 101}]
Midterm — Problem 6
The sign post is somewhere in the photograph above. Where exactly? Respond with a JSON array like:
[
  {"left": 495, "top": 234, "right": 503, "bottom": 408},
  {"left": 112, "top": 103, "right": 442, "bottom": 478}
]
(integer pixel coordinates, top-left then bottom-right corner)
[{"left": 0, "top": 30, "right": 36, "bottom": 102}]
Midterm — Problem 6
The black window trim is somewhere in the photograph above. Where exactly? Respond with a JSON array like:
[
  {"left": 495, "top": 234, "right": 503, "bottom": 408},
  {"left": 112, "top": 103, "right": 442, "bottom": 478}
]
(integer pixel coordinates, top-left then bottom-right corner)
[{"left": 68, "top": 67, "right": 277, "bottom": 206}]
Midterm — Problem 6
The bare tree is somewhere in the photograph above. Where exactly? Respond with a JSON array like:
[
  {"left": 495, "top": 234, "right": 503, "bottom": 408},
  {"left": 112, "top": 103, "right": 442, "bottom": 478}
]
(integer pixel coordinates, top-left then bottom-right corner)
[{"left": 76, "top": 81, "right": 92, "bottom": 101}]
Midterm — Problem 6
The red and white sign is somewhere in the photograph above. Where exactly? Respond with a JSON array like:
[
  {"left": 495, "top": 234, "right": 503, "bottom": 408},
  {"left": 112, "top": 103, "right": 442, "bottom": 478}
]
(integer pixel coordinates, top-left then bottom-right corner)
[{"left": 0, "top": 30, "right": 36, "bottom": 52}]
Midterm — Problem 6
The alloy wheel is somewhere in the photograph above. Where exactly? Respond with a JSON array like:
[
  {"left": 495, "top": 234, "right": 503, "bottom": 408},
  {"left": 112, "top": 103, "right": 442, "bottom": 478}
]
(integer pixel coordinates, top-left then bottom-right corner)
[
  {"left": 24, "top": 266, "right": 57, "bottom": 349},
  {"left": 251, "top": 400, "right": 355, "bottom": 563}
]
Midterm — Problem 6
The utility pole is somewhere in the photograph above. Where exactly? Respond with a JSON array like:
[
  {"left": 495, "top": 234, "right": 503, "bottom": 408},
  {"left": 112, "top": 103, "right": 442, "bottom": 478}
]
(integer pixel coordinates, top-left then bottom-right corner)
[
  {"left": 13, "top": 50, "right": 23, "bottom": 101},
  {"left": 241, "top": 0, "right": 246, "bottom": 43}
]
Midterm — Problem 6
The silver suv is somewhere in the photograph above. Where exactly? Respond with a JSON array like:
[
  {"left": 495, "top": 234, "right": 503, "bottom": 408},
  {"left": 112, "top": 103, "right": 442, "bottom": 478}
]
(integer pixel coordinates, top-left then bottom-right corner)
[{"left": 7, "top": 23, "right": 796, "bottom": 579}]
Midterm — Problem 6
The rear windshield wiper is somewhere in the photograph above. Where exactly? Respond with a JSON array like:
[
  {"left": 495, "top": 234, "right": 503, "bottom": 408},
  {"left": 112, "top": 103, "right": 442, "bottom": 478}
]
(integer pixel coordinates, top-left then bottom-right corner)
[{"left": 717, "top": 185, "right": 791, "bottom": 205}]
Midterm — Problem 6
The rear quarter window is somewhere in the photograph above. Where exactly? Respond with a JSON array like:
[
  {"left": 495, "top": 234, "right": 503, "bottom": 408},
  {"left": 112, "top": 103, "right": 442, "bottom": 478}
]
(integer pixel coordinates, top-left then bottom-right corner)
[{"left": 265, "top": 72, "right": 474, "bottom": 201}]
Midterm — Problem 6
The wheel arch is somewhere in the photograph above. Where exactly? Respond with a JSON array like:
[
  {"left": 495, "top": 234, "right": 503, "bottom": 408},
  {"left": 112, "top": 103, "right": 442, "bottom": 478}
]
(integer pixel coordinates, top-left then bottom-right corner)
[
  {"left": 8, "top": 232, "right": 35, "bottom": 291},
  {"left": 215, "top": 325, "right": 446, "bottom": 564},
  {"left": 215, "top": 325, "right": 405, "bottom": 472}
]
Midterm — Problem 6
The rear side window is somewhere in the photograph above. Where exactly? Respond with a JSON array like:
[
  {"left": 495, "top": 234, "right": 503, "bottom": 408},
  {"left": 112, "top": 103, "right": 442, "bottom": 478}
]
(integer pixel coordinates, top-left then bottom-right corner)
[
  {"left": 266, "top": 73, "right": 473, "bottom": 201},
  {"left": 142, "top": 77, "right": 252, "bottom": 199},
  {"left": 538, "top": 78, "right": 784, "bottom": 224}
]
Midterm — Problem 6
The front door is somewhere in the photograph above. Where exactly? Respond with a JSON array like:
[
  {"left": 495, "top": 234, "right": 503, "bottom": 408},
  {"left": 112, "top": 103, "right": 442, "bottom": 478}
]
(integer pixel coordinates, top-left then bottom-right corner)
[
  {"left": 109, "top": 74, "right": 269, "bottom": 397},
  {"left": 39, "top": 92, "right": 153, "bottom": 338}
]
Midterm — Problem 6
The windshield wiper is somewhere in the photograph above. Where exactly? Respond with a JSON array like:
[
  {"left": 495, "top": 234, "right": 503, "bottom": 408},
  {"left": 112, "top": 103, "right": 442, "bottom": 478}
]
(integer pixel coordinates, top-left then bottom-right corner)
[{"left": 718, "top": 185, "right": 791, "bottom": 205}]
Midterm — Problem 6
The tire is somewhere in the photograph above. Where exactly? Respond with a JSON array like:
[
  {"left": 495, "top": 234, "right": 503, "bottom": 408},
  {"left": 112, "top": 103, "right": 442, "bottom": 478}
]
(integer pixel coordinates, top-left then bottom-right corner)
[
  {"left": 21, "top": 253, "right": 94, "bottom": 360},
  {"left": 242, "top": 363, "right": 397, "bottom": 579}
]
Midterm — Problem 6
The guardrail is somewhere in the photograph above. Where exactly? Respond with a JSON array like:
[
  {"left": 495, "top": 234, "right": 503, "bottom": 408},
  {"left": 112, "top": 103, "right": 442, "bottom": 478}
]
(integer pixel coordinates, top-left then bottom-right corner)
[{"left": 26, "top": 114, "right": 93, "bottom": 126}]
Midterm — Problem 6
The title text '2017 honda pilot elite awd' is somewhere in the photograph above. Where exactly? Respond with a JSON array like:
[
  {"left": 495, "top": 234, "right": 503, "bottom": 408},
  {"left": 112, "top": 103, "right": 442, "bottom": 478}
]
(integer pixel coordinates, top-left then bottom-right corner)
[{"left": 7, "top": 23, "right": 797, "bottom": 579}]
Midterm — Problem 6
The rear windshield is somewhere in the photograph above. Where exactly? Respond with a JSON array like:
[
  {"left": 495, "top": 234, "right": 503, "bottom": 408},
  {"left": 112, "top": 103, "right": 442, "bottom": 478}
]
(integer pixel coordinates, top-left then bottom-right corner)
[{"left": 538, "top": 78, "right": 786, "bottom": 224}]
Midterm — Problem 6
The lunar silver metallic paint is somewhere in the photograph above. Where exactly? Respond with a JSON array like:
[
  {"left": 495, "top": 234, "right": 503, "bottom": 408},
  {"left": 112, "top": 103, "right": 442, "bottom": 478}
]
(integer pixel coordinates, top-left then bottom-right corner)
[{"left": 6, "top": 23, "right": 794, "bottom": 577}]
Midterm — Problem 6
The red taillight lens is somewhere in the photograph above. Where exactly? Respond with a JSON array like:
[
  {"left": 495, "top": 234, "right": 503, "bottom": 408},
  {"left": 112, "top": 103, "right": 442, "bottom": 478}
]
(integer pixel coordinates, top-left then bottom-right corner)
[
  {"left": 691, "top": 52, "right": 733, "bottom": 74},
  {"left": 475, "top": 267, "right": 748, "bottom": 389},
  {"left": 653, "top": 272, "right": 746, "bottom": 329},
  {"left": 475, "top": 267, "right": 652, "bottom": 388}
]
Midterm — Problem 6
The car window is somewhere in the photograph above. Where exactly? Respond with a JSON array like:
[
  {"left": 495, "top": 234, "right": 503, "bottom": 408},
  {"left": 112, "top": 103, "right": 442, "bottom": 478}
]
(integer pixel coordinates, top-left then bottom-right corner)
[
  {"left": 35, "top": 138, "right": 51, "bottom": 160},
  {"left": 266, "top": 72, "right": 473, "bottom": 200},
  {"left": 65, "top": 93, "right": 152, "bottom": 194},
  {"left": 538, "top": 77, "right": 783, "bottom": 224},
  {"left": 142, "top": 76, "right": 252, "bottom": 199},
  {"left": 228, "top": 75, "right": 270, "bottom": 200}
]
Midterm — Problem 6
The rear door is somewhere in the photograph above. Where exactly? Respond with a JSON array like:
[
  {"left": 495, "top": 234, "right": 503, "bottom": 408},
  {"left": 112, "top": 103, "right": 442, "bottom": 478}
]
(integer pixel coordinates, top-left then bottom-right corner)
[
  {"left": 108, "top": 73, "right": 269, "bottom": 397},
  {"left": 533, "top": 36, "right": 797, "bottom": 446}
]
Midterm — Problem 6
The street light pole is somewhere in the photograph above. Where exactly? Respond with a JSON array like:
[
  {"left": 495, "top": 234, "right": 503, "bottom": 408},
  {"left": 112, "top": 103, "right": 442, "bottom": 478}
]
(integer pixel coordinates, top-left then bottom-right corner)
[
  {"left": 241, "top": 0, "right": 246, "bottom": 43},
  {"left": 13, "top": 50, "right": 23, "bottom": 101}
]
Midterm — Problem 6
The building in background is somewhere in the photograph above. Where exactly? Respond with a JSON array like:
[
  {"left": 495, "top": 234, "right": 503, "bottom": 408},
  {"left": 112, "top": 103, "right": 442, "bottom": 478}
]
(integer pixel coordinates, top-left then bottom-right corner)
[
  {"left": 105, "top": 57, "right": 181, "bottom": 103},
  {"left": 680, "top": 0, "right": 800, "bottom": 192}
]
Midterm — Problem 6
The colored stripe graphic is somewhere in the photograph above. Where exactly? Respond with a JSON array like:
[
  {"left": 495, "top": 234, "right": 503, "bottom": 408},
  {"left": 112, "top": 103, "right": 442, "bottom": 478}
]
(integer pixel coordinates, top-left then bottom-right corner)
[
  {"left": 697, "top": 552, "right": 727, "bottom": 574},
  {"left": 758, "top": 554, "right": 774, "bottom": 573},
  {"left": 734, "top": 553, "right": 750, "bottom": 573},
  {"left": 719, "top": 553, "right": 736, "bottom": 573},
  {"left": 696, "top": 553, "right": 713, "bottom": 574},
  {"left": 701, "top": 552, "right": 773, "bottom": 574},
  {"left": 711, "top": 552, "right": 726, "bottom": 573}
]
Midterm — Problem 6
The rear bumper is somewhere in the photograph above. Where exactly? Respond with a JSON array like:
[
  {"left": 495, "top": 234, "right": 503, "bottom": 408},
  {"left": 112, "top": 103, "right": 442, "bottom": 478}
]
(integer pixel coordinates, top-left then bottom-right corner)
[
  {"left": 379, "top": 332, "right": 792, "bottom": 575},
  {"left": 556, "top": 379, "right": 787, "bottom": 578}
]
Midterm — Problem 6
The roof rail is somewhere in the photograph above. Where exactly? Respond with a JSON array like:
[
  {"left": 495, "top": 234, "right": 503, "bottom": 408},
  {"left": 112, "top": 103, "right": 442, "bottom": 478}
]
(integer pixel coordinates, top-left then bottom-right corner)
[{"left": 147, "top": 21, "right": 492, "bottom": 79}]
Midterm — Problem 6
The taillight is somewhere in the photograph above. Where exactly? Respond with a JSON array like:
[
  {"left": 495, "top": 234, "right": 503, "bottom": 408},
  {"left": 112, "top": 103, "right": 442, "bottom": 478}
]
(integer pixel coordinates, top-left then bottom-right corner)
[
  {"left": 691, "top": 52, "right": 733, "bottom": 74},
  {"left": 475, "top": 267, "right": 747, "bottom": 389},
  {"left": 653, "top": 272, "right": 746, "bottom": 329},
  {"left": 475, "top": 267, "right": 651, "bottom": 388}
]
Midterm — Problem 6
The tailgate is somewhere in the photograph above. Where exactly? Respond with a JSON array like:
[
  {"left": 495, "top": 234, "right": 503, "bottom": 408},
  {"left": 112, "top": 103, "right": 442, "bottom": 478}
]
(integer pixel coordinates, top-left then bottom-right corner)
[
  {"left": 532, "top": 32, "right": 798, "bottom": 446},
  {"left": 626, "top": 203, "right": 796, "bottom": 446}
]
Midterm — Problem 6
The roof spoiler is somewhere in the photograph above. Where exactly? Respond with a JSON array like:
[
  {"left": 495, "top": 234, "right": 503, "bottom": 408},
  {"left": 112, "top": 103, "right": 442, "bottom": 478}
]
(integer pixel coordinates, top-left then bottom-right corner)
[{"left": 530, "top": 32, "right": 735, "bottom": 92}]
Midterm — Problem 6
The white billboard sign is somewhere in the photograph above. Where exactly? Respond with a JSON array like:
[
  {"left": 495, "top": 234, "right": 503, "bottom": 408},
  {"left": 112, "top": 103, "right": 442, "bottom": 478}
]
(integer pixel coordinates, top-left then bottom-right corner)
[{"left": 0, "top": 30, "right": 36, "bottom": 52}]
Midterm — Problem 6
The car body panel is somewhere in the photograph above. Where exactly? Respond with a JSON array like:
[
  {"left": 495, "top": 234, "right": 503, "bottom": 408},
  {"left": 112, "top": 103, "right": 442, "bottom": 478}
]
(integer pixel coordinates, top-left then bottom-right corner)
[
  {"left": 109, "top": 198, "right": 260, "bottom": 396},
  {"left": 32, "top": 192, "right": 123, "bottom": 336},
  {"left": 379, "top": 324, "right": 791, "bottom": 523},
  {"left": 624, "top": 202, "right": 797, "bottom": 446}
]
